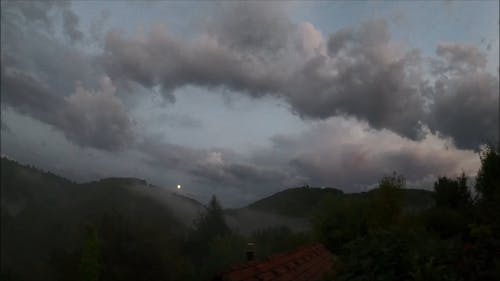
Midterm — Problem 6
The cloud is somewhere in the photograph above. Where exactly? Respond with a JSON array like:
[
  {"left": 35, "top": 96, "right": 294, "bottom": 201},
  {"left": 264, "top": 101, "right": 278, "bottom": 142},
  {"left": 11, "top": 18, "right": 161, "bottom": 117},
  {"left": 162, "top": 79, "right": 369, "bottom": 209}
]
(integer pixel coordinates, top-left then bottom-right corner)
[
  {"left": 191, "top": 151, "right": 300, "bottom": 188},
  {"left": 62, "top": 8, "right": 83, "bottom": 42},
  {"left": 2, "top": 1, "right": 497, "bottom": 154},
  {"left": 1, "top": 0, "right": 60, "bottom": 31},
  {"left": 206, "top": 2, "right": 294, "bottom": 55},
  {"left": 89, "top": 9, "right": 111, "bottom": 44},
  {"left": 426, "top": 43, "right": 499, "bottom": 149},
  {"left": 136, "top": 138, "right": 304, "bottom": 200},
  {"left": 433, "top": 43, "right": 488, "bottom": 74},
  {"left": 1, "top": 1, "right": 133, "bottom": 150},
  {"left": 286, "top": 19, "right": 427, "bottom": 140},
  {"left": 1, "top": 69, "right": 133, "bottom": 150},
  {"left": 265, "top": 117, "right": 480, "bottom": 191},
  {"left": 137, "top": 138, "right": 203, "bottom": 170},
  {"left": 59, "top": 77, "right": 133, "bottom": 150},
  {"left": 2, "top": 0, "right": 83, "bottom": 43},
  {"left": 156, "top": 113, "right": 203, "bottom": 129},
  {"left": 136, "top": 115, "right": 480, "bottom": 196},
  {"left": 0, "top": 0, "right": 496, "bottom": 204},
  {"left": 1, "top": 1, "right": 98, "bottom": 97},
  {"left": 100, "top": 2, "right": 325, "bottom": 101},
  {"left": 1, "top": 120, "right": 11, "bottom": 133},
  {"left": 1, "top": 67, "right": 66, "bottom": 124},
  {"left": 428, "top": 72, "right": 499, "bottom": 149},
  {"left": 297, "top": 22, "right": 326, "bottom": 58},
  {"left": 99, "top": 7, "right": 497, "bottom": 150},
  {"left": 101, "top": 25, "right": 285, "bottom": 102},
  {"left": 139, "top": 138, "right": 300, "bottom": 185},
  {"left": 107, "top": 13, "right": 426, "bottom": 137}
]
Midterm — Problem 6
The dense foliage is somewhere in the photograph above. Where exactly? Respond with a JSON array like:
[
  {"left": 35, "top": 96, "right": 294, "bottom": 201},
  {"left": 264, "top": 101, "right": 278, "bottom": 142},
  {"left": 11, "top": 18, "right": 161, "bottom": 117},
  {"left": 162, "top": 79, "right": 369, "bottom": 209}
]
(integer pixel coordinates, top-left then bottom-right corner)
[{"left": 313, "top": 146, "right": 500, "bottom": 280}]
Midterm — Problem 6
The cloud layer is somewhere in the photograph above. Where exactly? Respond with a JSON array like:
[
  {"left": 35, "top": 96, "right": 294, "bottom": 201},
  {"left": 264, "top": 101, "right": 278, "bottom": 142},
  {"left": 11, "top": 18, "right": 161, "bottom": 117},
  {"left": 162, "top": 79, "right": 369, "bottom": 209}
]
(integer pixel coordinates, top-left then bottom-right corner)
[
  {"left": 133, "top": 116, "right": 480, "bottom": 201},
  {"left": 98, "top": 3, "right": 498, "bottom": 150},
  {"left": 267, "top": 117, "right": 480, "bottom": 190},
  {"left": 1, "top": 1, "right": 497, "bottom": 204}
]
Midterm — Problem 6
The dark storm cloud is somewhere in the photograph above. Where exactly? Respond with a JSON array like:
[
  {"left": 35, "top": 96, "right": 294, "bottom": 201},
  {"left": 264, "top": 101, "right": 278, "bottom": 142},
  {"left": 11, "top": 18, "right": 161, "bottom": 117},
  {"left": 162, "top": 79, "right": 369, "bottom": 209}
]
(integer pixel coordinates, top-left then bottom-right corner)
[
  {"left": 89, "top": 10, "right": 111, "bottom": 44},
  {"left": 1, "top": 0, "right": 60, "bottom": 31},
  {"left": 101, "top": 10, "right": 427, "bottom": 139},
  {"left": 1, "top": 1, "right": 95, "bottom": 95},
  {"left": 428, "top": 72, "right": 499, "bottom": 149},
  {"left": 426, "top": 43, "right": 499, "bottom": 149},
  {"left": 58, "top": 77, "right": 133, "bottom": 150},
  {"left": 138, "top": 139, "right": 303, "bottom": 193},
  {"left": 287, "top": 20, "right": 427, "bottom": 139},
  {"left": 1, "top": 1, "right": 132, "bottom": 151},
  {"left": 433, "top": 43, "right": 488, "bottom": 74},
  {"left": 62, "top": 8, "right": 83, "bottom": 42},
  {"left": 1, "top": 69, "right": 133, "bottom": 150},
  {"left": 101, "top": 27, "right": 284, "bottom": 102},
  {"left": 206, "top": 2, "right": 294, "bottom": 54},
  {"left": 191, "top": 155, "right": 296, "bottom": 188},
  {"left": 1, "top": 68, "right": 66, "bottom": 124},
  {"left": 2, "top": 0, "right": 83, "bottom": 42},
  {"left": 100, "top": 2, "right": 320, "bottom": 101},
  {"left": 137, "top": 138, "right": 203, "bottom": 170},
  {"left": 99, "top": 3, "right": 497, "bottom": 150},
  {"left": 0, "top": 0, "right": 496, "bottom": 196}
]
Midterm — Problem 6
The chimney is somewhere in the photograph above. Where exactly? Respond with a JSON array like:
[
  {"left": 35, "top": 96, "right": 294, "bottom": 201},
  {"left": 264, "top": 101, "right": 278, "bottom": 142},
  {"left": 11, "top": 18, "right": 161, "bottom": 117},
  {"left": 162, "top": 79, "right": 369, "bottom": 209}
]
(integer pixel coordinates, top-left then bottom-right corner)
[{"left": 246, "top": 242, "right": 255, "bottom": 261}]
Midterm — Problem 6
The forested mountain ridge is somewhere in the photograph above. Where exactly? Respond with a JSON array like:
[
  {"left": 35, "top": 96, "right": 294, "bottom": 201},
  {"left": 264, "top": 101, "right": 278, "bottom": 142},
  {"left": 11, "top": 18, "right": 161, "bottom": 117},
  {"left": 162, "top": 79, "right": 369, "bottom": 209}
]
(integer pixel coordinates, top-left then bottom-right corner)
[
  {"left": 3, "top": 152, "right": 498, "bottom": 281},
  {"left": 244, "top": 186, "right": 434, "bottom": 218},
  {"left": 0, "top": 157, "right": 312, "bottom": 280},
  {"left": 1, "top": 157, "right": 202, "bottom": 280}
]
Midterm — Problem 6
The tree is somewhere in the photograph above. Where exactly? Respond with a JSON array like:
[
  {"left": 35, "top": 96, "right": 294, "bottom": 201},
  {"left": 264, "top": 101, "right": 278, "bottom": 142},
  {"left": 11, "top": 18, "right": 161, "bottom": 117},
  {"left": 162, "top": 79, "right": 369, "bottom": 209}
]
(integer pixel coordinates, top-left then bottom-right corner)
[
  {"left": 186, "top": 195, "right": 231, "bottom": 279},
  {"left": 370, "top": 172, "right": 404, "bottom": 228},
  {"left": 469, "top": 146, "right": 500, "bottom": 280},
  {"left": 313, "top": 197, "right": 368, "bottom": 251},
  {"left": 434, "top": 173, "right": 472, "bottom": 210},
  {"left": 194, "top": 195, "right": 230, "bottom": 241},
  {"left": 79, "top": 224, "right": 101, "bottom": 281},
  {"left": 475, "top": 146, "right": 500, "bottom": 206}
]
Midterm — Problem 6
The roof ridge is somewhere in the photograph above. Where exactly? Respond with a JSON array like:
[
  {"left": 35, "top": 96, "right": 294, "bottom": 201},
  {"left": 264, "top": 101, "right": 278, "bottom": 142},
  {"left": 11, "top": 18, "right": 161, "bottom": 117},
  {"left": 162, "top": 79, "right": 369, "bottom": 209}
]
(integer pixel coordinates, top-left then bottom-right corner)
[{"left": 213, "top": 243, "right": 335, "bottom": 281}]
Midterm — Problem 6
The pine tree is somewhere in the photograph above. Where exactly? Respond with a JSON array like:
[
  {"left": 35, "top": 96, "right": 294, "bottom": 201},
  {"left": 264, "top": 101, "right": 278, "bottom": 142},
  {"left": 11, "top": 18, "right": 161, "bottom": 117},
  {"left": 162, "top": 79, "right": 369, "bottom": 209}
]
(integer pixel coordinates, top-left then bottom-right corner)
[{"left": 79, "top": 225, "right": 101, "bottom": 281}]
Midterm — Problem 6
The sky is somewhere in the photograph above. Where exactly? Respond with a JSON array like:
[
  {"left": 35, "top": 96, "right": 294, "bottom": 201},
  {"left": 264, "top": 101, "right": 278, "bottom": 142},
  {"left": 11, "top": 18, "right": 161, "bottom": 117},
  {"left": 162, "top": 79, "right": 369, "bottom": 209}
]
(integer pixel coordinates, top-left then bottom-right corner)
[{"left": 1, "top": 0, "right": 498, "bottom": 207}]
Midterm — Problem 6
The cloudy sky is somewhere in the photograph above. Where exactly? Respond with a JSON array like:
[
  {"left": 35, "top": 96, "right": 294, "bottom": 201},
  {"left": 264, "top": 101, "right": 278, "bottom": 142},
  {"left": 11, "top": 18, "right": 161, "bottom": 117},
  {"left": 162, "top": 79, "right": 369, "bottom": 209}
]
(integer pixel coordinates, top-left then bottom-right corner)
[{"left": 1, "top": 0, "right": 498, "bottom": 207}]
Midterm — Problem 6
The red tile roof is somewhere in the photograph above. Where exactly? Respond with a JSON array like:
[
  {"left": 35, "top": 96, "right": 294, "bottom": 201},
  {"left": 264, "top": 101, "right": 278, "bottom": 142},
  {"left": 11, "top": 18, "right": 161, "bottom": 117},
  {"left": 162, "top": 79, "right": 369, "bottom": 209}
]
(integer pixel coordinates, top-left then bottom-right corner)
[{"left": 213, "top": 244, "right": 335, "bottom": 281}]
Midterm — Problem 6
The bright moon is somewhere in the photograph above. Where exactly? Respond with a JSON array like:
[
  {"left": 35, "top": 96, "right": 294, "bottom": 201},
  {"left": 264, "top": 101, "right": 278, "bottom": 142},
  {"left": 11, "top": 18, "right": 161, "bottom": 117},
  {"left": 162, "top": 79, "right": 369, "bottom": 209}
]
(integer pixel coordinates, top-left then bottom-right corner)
[{"left": 177, "top": 184, "right": 181, "bottom": 189}]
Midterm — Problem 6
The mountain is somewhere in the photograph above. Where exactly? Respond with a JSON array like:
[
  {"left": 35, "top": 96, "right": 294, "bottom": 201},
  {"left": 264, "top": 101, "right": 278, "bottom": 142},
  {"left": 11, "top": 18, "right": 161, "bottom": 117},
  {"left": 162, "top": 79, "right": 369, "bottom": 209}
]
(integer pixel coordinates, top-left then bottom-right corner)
[
  {"left": 1, "top": 157, "right": 205, "bottom": 281},
  {"left": 243, "top": 186, "right": 435, "bottom": 218},
  {"left": 1, "top": 157, "right": 436, "bottom": 280},
  {"left": 246, "top": 187, "right": 344, "bottom": 217}
]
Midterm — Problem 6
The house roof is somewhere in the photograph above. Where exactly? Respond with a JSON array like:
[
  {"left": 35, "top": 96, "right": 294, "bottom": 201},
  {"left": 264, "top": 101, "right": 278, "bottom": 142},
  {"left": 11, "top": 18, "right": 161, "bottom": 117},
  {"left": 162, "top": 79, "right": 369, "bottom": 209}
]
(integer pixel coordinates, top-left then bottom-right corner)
[{"left": 213, "top": 244, "right": 335, "bottom": 281}]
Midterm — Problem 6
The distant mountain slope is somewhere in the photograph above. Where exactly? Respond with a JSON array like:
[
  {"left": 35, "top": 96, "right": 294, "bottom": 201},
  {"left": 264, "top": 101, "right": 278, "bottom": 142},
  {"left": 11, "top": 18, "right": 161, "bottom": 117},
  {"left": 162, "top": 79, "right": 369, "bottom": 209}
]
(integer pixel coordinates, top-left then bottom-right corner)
[
  {"left": 245, "top": 186, "right": 435, "bottom": 218},
  {"left": 362, "top": 188, "right": 436, "bottom": 212},
  {"left": 1, "top": 157, "right": 436, "bottom": 280},
  {"left": 1, "top": 157, "right": 205, "bottom": 222},
  {"left": 0, "top": 157, "right": 204, "bottom": 281},
  {"left": 247, "top": 187, "right": 344, "bottom": 217}
]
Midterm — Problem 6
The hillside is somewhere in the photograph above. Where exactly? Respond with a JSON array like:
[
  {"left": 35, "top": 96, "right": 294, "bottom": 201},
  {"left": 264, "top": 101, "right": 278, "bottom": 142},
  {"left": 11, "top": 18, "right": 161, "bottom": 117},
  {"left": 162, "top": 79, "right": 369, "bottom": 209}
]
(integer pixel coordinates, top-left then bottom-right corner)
[
  {"left": 1, "top": 157, "right": 436, "bottom": 280},
  {"left": 1, "top": 157, "right": 205, "bottom": 281},
  {"left": 245, "top": 186, "right": 435, "bottom": 218},
  {"left": 246, "top": 187, "right": 344, "bottom": 217}
]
